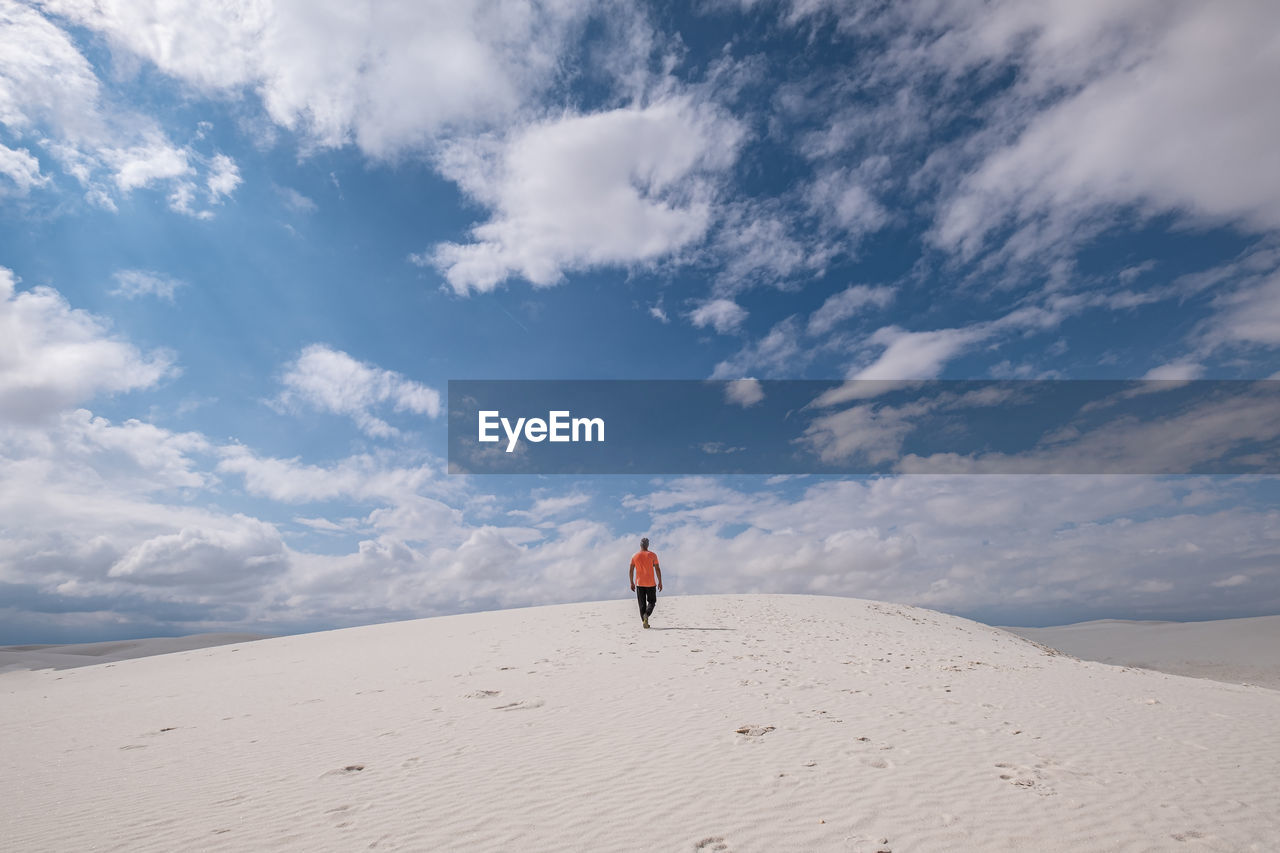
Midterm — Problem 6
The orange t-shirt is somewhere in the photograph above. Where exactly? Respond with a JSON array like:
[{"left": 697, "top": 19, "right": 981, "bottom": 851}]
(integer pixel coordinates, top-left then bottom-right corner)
[{"left": 632, "top": 550, "right": 659, "bottom": 586}]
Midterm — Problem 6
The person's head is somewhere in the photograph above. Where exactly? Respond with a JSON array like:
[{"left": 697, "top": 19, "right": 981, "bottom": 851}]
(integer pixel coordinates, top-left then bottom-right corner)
[{"left": 640, "top": 537, "right": 649, "bottom": 550}]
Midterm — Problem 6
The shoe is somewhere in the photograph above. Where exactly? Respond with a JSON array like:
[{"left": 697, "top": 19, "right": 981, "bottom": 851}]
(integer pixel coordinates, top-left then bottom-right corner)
[{"left": 642, "top": 617, "right": 649, "bottom": 628}]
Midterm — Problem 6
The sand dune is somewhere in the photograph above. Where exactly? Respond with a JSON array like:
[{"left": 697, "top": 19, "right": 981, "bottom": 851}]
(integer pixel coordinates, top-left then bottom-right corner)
[
  {"left": 1003, "top": 616, "right": 1280, "bottom": 690},
  {"left": 3, "top": 595, "right": 1277, "bottom": 852}
]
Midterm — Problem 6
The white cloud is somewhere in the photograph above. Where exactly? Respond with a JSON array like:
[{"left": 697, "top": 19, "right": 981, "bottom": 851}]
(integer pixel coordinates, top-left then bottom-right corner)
[
  {"left": 853, "top": 324, "right": 990, "bottom": 380},
  {"left": 277, "top": 185, "right": 318, "bottom": 214},
  {"left": 277, "top": 344, "right": 441, "bottom": 437},
  {"left": 843, "top": 296, "right": 1085, "bottom": 382},
  {"left": 807, "top": 284, "right": 894, "bottom": 337},
  {"left": 801, "top": 383, "right": 1021, "bottom": 466},
  {"left": 215, "top": 445, "right": 469, "bottom": 547},
  {"left": 426, "top": 96, "right": 744, "bottom": 293},
  {"left": 507, "top": 492, "right": 592, "bottom": 521},
  {"left": 293, "top": 516, "right": 353, "bottom": 533},
  {"left": 689, "top": 298, "right": 748, "bottom": 335},
  {"left": 38, "top": 0, "right": 599, "bottom": 158},
  {"left": 105, "top": 136, "right": 191, "bottom": 192},
  {"left": 1, "top": 0, "right": 103, "bottom": 139},
  {"left": 1, "top": 2, "right": 244, "bottom": 215},
  {"left": 1203, "top": 268, "right": 1280, "bottom": 350},
  {"left": 0, "top": 142, "right": 46, "bottom": 192},
  {"left": 724, "top": 378, "right": 764, "bottom": 407},
  {"left": 810, "top": 379, "right": 919, "bottom": 407},
  {"left": 752, "top": 0, "right": 1280, "bottom": 318},
  {"left": 807, "top": 163, "right": 889, "bottom": 238},
  {"left": 0, "top": 267, "right": 173, "bottom": 424},
  {"left": 143, "top": 151, "right": 241, "bottom": 217},
  {"left": 3, "top": 407, "right": 211, "bottom": 493},
  {"left": 206, "top": 153, "right": 241, "bottom": 200},
  {"left": 710, "top": 317, "right": 804, "bottom": 379},
  {"left": 0, "top": 410, "right": 290, "bottom": 632},
  {"left": 0, "top": 276, "right": 228, "bottom": 626},
  {"left": 108, "top": 517, "right": 286, "bottom": 584},
  {"left": 699, "top": 441, "right": 745, "bottom": 455},
  {"left": 797, "top": 81, "right": 929, "bottom": 162},
  {"left": 1143, "top": 361, "right": 1204, "bottom": 381},
  {"left": 802, "top": 401, "right": 920, "bottom": 467},
  {"left": 718, "top": 293, "right": 1094, "bottom": 387},
  {"left": 705, "top": 160, "right": 890, "bottom": 295},
  {"left": 110, "top": 269, "right": 184, "bottom": 302},
  {"left": 932, "top": 1, "right": 1280, "bottom": 260},
  {"left": 713, "top": 206, "right": 828, "bottom": 290},
  {"left": 165, "top": 180, "right": 207, "bottom": 219},
  {"left": 217, "top": 446, "right": 436, "bottom": 504},
  {"left": 71, "top": 417, "right": 208, "bottom": 488}
]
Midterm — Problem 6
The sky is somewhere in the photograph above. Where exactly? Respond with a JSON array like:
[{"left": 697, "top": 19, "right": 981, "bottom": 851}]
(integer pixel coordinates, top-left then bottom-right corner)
[{"left": 2, "top": 0, "right": 1280, "bottom": 643}]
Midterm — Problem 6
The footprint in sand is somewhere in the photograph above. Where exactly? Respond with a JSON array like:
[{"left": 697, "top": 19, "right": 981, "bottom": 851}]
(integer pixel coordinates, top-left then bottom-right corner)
[
  {"left": 326, "top": 803, "right": 356, "bottom": 828},
  {"left": 493, "top": 698, "right": 545, "bottom": 711},
  {"left": 694, "top": 836, "right": 730, "bottom": 851},
  {"left": 323, "top": 764, "right": 366, "bottom": 778},
  {"left": 466, "top": 690, "right": 501, "bottom": 698},
  {"left": 995, "top": 762, "right": 1055, "bottom": 796},
  {"left": 844, "top": 833, "right": 894, "bottom": 852},
  {"left": 734, "top": 725, "right": 775, "bottom": 737}
]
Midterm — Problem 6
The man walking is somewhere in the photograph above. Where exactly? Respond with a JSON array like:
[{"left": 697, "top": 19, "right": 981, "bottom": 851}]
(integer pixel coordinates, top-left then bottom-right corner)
[{"left": 629, "top": 537, "right": 662, "bottom": 628}]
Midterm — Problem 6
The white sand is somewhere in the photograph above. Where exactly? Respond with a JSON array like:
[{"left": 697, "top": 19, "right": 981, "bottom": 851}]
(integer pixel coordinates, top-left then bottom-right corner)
[
  {"left": 1003, "top": 616, "right": 1280, "bottom": 690},
  {"left": 3, "top": 594, "right": 1277, "bottom": 852},
  {"left": 0, "top": 633, "right": 270, "bottom": 674}
]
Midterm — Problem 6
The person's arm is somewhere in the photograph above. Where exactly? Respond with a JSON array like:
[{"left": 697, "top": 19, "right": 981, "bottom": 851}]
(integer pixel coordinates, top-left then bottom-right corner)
[
  {"left": 629, "top": 560, "right": 636, "bottom": 591},
  {"left": 655, "top": 561, "right": 662, "bottom": 592}
]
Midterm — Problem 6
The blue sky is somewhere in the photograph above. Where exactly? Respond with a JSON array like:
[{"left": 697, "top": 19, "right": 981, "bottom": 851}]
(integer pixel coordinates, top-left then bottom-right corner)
[{"left": 2, "top": 0, "right": 1279, "bottom": 642}]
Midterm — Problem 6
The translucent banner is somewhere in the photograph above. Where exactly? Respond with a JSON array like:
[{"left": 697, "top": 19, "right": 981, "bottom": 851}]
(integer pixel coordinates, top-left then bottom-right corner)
[{"left": 447, "top": 380, "right": 1280, "bottom": 475}]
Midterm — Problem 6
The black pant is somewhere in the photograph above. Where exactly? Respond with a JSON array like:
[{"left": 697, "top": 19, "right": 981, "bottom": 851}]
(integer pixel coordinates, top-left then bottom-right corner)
[{"left": 636, "top": 585, "right": 656, "bottom": 619}]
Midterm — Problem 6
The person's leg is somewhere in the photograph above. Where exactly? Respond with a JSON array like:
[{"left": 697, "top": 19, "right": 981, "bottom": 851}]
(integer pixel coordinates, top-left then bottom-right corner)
[
  {"left": 637, "top": 585, "right": 647, "bottom": 620},
  {"left": 644, "top": 587, "right": 656, "bottom": 618}
]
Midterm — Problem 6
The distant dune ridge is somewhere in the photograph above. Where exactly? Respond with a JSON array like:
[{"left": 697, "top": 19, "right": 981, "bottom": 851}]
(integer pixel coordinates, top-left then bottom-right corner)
[
  {"left": 1004, "top": 615, "right": 1280, "bottom": 690},
  {"left": 3, "top": 595, "right": 1277, "bottom": 852},
  {"left": 0, "top": 633, "right": 271, "bottom": 674}
]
